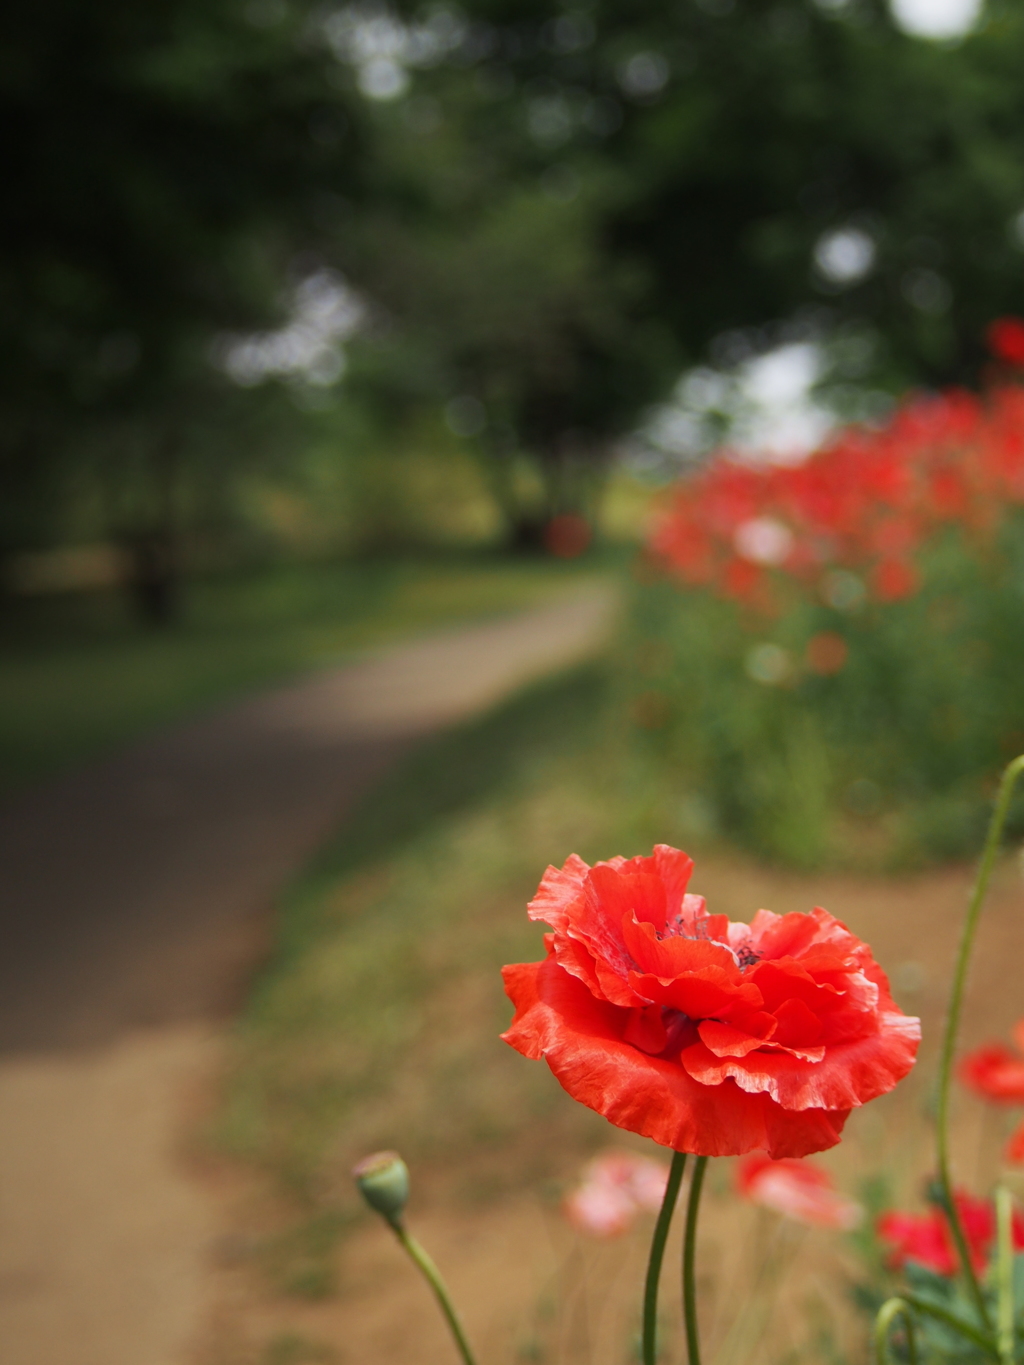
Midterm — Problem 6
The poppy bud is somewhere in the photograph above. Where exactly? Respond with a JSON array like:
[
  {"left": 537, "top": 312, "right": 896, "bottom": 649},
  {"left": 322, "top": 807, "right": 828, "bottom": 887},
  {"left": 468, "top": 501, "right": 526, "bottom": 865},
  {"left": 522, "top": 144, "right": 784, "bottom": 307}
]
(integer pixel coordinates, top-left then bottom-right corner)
[{"left": 352, "top": 1150, "right": 409, "bottom": 1226}]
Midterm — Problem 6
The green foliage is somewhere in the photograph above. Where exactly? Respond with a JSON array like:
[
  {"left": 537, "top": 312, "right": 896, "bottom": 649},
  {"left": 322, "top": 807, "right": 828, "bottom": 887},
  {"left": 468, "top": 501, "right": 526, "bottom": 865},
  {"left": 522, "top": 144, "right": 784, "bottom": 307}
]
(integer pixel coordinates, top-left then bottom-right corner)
[
  {"left": 625, "top": 519, "right": 1024, "bottom": 867},
  {"left": 339, "top": 94, "right": 666, "bottom": 539},
  {"left": 0, "top": 0, "right": 361, "bottom": 558},
  {"left": 859, "top": 1253, "right": 1024, "bottom": 1365},
  {"left": 454, "top": 0, "right": 1024, "bottom": 389}
]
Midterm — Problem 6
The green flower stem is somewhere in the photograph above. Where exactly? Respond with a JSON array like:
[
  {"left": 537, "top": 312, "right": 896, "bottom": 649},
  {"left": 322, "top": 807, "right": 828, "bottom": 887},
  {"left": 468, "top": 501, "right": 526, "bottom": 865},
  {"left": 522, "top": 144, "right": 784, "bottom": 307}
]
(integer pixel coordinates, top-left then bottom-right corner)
[
  {"left": 875, "top": 1297, "right": 918, "bottom": 1365},
  {"left": 936, "top": 753, "right": 1024, "bottom": 1328},
  {"left": 683, "top": 1155, "right": 709, "bottom": 1365},
  {"left": 642, "top": 1150, "right": 687, "bottom": 1365},
  {"left": 996, "top": 1187, "right": 1015, "bottom": 1365},
  {"left": 393, "top": 1223, "right": 477, "bottom": 1365}
]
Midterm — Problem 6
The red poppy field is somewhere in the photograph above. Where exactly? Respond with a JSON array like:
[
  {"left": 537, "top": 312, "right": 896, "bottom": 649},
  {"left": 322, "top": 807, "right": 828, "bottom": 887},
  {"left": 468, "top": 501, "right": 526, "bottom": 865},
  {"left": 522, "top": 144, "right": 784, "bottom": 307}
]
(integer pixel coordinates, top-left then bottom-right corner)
[{"left": 631, "top": 362, "right": 1024, "bottom": 870}]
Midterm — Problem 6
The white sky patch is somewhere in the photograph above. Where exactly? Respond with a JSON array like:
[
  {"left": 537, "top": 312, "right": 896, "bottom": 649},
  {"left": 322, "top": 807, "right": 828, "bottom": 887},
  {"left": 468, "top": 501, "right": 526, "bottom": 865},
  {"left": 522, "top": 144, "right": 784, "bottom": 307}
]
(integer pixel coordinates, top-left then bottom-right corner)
[
  {"left": 212, "top": 270, "right": 364, "bottom": 388},
  {"left": 732, "top": 343, "right": 835, "bottom": 462},
  {"left": 638, "top": 342, "right": 835, "bottom": 471},
  {"left": 638, "top": 338, "right": 835, "bottom": 472},
  {"left": 889, "top": 0, "right": 981, "bottom": 38},
  {"left": 814, "top": 227, "right": 875, "bottom": 286}
]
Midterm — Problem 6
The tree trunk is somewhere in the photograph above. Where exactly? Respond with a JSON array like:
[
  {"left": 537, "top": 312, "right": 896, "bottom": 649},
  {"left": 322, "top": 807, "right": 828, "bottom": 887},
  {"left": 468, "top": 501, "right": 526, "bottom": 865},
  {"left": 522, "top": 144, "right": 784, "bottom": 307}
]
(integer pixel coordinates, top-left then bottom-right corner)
[{"left": 121, "top": 528, "right": 178, "bottom": 626}]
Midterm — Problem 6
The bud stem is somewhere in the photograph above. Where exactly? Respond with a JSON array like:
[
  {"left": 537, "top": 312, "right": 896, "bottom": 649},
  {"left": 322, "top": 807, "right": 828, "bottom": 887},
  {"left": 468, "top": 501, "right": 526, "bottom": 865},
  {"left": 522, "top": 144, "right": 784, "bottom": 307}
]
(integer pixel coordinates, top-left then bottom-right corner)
[
  {"left": 875, "top": 1297, "right": 918, "bottom": 1365},
  {"left": 392, "top": 1222, "right": 477, "bottom": 1365}
]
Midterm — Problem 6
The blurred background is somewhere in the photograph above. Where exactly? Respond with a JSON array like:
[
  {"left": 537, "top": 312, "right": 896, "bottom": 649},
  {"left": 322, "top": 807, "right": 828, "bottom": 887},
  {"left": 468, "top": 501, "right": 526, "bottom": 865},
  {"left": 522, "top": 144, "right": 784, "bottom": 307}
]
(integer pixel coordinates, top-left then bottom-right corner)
[{"left": 7, "top": 0, "right": 1024, "bottom": 1360}]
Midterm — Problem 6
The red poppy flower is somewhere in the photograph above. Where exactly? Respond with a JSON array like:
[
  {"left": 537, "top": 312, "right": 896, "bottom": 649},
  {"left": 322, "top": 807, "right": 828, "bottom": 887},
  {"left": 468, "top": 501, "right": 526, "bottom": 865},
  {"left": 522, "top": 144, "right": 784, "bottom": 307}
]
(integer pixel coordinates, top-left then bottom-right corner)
[
  {"left": 501, "top": 846, "right": 920, "bottom": 1159},
  {"left": 960, "top": 1022, "right": 1024, "bottom": 1102},
  {"left": 872, "top": 558, "right": 918, "bottom": 602},
  {"left": 878, "top": 1191, "right": 1024, "bottom": 1276},
  {"left": 736, "top": 1155, "right": 863, "bottom": 1229},
  {"left": 987, "top": 317, "right": 1024, "bottom": 367},
  {"left": 960, "top": 1023, "right": 1024, "bottom": 1164}
]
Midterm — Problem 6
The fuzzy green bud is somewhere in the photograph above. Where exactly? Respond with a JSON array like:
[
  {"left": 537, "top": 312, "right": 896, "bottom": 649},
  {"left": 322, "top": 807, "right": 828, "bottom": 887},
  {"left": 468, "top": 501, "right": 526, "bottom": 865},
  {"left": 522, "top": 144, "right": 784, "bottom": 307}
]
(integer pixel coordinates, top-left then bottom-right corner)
[{"left": 352, "top": 1150, "right": 410, "bottom": 1226}]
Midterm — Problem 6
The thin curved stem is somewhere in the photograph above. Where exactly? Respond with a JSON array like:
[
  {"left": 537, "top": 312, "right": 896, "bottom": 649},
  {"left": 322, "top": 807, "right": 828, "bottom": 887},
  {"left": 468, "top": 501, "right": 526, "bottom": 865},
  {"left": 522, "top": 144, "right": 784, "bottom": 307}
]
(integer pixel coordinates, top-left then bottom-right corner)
[
  {"left": 642, "top": 1151, "right": 687, "bottom": 1365},
  {"left": 875, "top": 1297, "right": 918, "bottom": 1365},
  {"left": 683, "top": 1155, "right": 709, "bottom": 1365},
  {"left": 996, "top": 1187, "right": 1015, "bottom": 1365},
  {"left": 936, "top": 753, "right": 1024, "bottom": 1328},
  {"left": 394, "top": 1224, "right": 477, "bottom": 1365}
]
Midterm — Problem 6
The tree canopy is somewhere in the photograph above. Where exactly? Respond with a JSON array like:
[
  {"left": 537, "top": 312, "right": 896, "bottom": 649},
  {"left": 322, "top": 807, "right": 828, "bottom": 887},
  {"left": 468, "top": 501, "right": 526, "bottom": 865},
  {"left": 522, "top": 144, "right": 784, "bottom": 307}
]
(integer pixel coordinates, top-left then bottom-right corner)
[{"left": 8, "top": 0, "right": 1024, "bottom": 565}]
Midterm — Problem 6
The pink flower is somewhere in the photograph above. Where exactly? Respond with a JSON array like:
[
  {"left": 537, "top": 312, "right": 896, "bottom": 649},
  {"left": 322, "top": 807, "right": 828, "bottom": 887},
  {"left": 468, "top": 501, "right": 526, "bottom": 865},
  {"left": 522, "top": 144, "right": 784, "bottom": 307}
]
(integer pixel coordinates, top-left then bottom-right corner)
[
  {"left": 736, "top": 1155, "right": 863, "bottom": 1230},
  {"left": 564, "top": 1152, "right": 670, "bottom": 1238}
]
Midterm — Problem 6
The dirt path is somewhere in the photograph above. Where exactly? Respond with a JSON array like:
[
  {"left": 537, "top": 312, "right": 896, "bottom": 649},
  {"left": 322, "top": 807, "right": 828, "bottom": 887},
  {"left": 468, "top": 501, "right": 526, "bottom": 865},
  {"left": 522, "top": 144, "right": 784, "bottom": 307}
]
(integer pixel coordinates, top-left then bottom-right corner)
[
  {"left": 0, "top": 583, "right": 618, "bottom": 1365},
  {"left": 0, "top": 582, "right": 617, "bottom": 1051}
]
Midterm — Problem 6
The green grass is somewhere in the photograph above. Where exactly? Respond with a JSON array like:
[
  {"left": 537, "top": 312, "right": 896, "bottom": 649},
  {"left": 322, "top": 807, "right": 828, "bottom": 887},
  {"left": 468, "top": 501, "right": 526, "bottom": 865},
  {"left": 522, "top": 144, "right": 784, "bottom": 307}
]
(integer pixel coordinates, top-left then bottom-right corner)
[
  {"left": 212, "top": 661, "right": 646, "bottom": 1293},
  {"left": 0, "top": 550, "right": 617, "bottom": 792}
]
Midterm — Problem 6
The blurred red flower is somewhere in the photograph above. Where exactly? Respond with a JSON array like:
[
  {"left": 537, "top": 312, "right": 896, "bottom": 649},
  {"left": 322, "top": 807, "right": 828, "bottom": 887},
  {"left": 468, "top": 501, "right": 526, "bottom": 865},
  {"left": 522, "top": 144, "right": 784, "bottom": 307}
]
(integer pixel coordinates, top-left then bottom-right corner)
[
  {"left": 564, "top": 1151, "right": 670, "bottom": 1237},
  {"left": 960, "top": 1021, "right": 1024, "bottom": 1164},
  {"left": 960, "top": 1021, "right": 1024, "bottom": 1102},
  {"left": 806, "top": 632, "right": 848, "bottom": 676},
  {"left": 1008, "top": 1123, "right": 1024, "bottom": 1164},
  {"left": 871, "top": 558, "right": 918, "bottom": 603},
  {"left": 502, "top": 846, "right": 920, "bottom": 1158},
  {"left": 878, "top": 1191, "right": 1024, "bottom": 1276},
  {"left": 544, "top": 513, "right": 591, "bottom": 559},
  {"left": 988, "top": 317, "right": 1024, "bottom": 367},
  {"left": 646, "top": 350, "right": 1024, "bottom": 616},
  {"left": 736, "top": 1155, "right": 863, "bottom": 1229}
]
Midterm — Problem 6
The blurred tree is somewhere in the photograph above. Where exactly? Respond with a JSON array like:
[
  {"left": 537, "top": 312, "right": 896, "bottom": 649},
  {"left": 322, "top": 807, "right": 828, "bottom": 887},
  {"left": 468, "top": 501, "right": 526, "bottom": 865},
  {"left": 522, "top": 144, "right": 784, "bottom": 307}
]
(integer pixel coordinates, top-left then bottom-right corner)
[
  {"left": 583, "top": 0, "right": 1024, "bottom": 388},
  {"left": 337, "top": 0, "right": 1024, "bottom": 534},
  {"left": 329, "top": 78, "right": 673, "bottom": 547},
  {"left": 340, "top": 153, "right": 675, "bottom": 545},
  {"left": 1, "top": 0, "right": 364, "bottom": 615}
]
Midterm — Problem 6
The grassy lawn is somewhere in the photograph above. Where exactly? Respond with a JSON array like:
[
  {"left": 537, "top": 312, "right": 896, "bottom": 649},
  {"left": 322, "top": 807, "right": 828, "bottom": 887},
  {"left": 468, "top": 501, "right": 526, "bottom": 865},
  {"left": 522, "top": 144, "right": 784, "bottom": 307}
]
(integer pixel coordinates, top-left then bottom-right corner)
[{"left": 0, "top": 550, "right": 618, "bottom": 793}]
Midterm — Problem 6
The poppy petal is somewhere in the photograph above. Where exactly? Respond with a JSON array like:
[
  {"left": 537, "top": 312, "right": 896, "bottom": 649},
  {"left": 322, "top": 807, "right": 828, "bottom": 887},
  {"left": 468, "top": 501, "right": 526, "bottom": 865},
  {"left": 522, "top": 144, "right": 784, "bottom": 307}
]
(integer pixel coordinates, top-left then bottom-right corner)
[{"left": 502, "top": 956, "right": 850, "bottom": 1158}]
